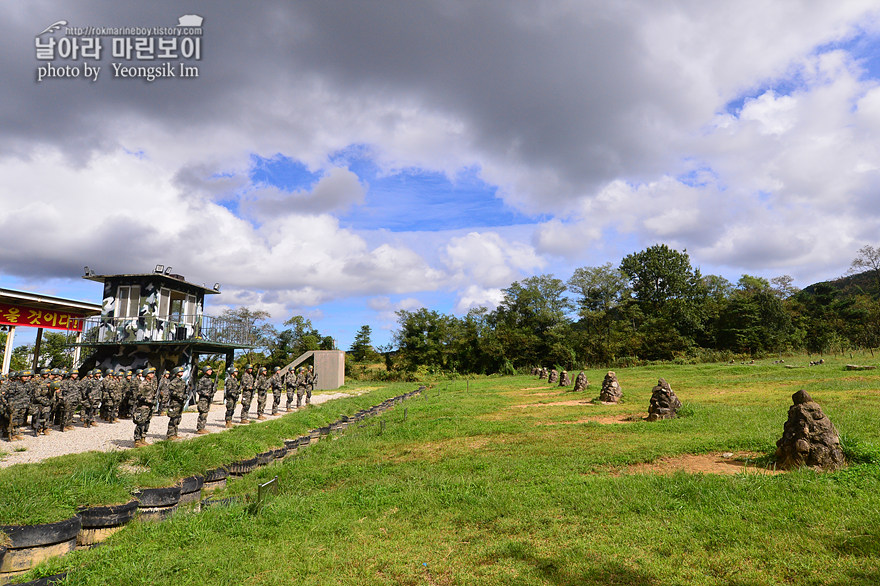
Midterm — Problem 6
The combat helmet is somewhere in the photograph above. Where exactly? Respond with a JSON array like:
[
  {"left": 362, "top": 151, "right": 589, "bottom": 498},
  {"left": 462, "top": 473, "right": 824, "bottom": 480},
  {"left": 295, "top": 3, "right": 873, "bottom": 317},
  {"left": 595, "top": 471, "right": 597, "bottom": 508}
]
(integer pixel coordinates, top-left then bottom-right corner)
[
  {"left": 273, "top": 366, "right": 281, "bottom": 372},
  {"left": 200, "top": 365, "right": 213, "bottom": 374},
  {"left": 171, "top": 366, "right": 186, "bottom": 376}
]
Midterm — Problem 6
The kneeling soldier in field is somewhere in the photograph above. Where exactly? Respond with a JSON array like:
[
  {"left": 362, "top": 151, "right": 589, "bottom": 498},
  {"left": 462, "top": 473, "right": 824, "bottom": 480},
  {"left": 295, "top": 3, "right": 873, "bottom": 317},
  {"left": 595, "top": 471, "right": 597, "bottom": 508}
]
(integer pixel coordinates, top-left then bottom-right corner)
[
  {"left": 196, "top": 365, "right": 215, "bottom": 434},
  {"left": 133, "top": 367, "right": 157, "bottom": 447}
]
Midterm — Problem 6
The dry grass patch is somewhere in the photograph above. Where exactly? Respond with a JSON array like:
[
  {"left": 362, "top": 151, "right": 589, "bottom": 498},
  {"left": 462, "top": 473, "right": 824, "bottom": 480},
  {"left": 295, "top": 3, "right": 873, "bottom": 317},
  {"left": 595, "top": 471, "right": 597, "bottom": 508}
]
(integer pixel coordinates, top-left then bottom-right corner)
[
  {"left": 537, "top": 413, "right": 642, "bottom": 426},
  {"left": 607, "top": 452, "right": 783, "bottom": 476}
]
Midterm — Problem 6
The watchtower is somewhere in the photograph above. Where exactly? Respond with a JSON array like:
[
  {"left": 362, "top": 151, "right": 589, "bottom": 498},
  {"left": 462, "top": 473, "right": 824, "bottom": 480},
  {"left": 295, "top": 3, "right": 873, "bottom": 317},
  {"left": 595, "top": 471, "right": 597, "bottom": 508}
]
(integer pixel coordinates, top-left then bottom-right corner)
[{"left": 72, "top": 266, "right": 255, "bottom": 378}]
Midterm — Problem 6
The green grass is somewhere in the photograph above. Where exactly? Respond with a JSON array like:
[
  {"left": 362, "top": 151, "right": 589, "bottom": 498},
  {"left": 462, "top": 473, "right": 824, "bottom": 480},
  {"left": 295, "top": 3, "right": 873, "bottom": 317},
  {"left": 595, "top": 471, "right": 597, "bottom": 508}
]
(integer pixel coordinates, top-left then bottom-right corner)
[
  {"left": 12, "top": 353, "right": 880, "bottom": 584},
  {"left": 0, "top": 381, "right": 416, "bottom": 526}
]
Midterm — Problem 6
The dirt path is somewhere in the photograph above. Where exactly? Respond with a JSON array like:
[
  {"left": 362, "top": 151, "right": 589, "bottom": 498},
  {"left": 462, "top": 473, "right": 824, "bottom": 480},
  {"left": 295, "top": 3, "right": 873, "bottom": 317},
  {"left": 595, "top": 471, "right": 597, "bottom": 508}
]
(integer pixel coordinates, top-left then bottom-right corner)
[{"left": 0, "top": 391, "right": 352, "bottom": 468}]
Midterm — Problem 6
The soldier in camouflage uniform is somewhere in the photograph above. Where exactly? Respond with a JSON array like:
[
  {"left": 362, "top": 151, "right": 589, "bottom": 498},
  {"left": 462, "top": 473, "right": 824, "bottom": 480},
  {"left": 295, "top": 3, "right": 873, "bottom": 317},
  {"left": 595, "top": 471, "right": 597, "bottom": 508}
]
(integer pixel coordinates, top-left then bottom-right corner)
[
  {"left": 270, "top": 366, "right": 284, "bottom": 415},
  {"left": 224, "top": 367, "right": 240, "bottom": 428},
  {"left": 50, "top": 369, "right": 65, "bottom": 427},
  {"left": 284, "top": 367, "right": 296, "bottom": 411},
  {"left": 0, "top": 374, "right": 8, "bottom": 439},
  {"left": 102, "top": 369, "right": 124, "bottom": 423},
  {"left": 165, "top": 366, "right": 187, "bottom": 440},
  {"left": 117, "top": 370, "right": 135, "bottom": 419},
  {"left": 31, "top": 378, "right": 54, "bottom": 436},
  {"left": 306, "top": 365, "right": 316, "bottom": 404},
  {"left": 83, "top": 369, "right": 103, "bottom": 427},
  {"left": 156, "top": 370, "right": 171, "bottom": 415},
  {"left": 7, "top": 371, "right": 31, "bottom": 440},
  {"left": 195, "top": 365, "right": 215, "bottom": 434},
  {"left": 255, "top": 366, "right": 269, "bottom": 420},
  {"left": 60, "top": 368, "right": 82, "bottom": 431},
  {"left": 239, "top": 364, "right": 255, "bottom": 423},
  {"left": 133, "top": 367, "right": 157, "bottom": 447},
  {"left": 295, "top": 367, "right": 307, "bottom": 408}
]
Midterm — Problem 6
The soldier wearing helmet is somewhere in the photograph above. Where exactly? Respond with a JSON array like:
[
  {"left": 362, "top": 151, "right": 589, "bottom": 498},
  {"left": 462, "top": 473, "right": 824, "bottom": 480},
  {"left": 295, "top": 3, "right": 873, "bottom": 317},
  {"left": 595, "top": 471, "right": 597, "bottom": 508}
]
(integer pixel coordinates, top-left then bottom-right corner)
[
  {"left": 255, "top": 366, "right": 269, "bottom": 420},
  {"left": 165, "top": 365, "right": 188, "bottom": 440},
  {"left": 239, "top": 364, "right": 255, "bottom": 423},
  {"left": 133, "top": 367, "right": 157, "bottom": 447},
  {"left": 118, "top": 370, "right": 135, "bottom": 420},
  {"left": 223, "top": 366, "right": 241, "bottom": 428},
  {"left": 60, "top": 368, "right": 82, "bottom": 431},
  {"left": 306, "top": 365, "right": 316, "bottom": 405},
  {"left": 195, "top": 365, "right": 215, "bottom": 434},
  {"left": 31, "top": 376, "right": 55, "bottom": 436},
  {"left": 295, "top": 366, "right": 307, "bottom": 408},
  {"left": 283, "top": 366, "right": 296, "bottom": 412},
  {"left": 156, "top": 369, "right": 171, "bottom": 415},
  {"left": 270, "top": 366, "right": 284, "bottom": 416}
]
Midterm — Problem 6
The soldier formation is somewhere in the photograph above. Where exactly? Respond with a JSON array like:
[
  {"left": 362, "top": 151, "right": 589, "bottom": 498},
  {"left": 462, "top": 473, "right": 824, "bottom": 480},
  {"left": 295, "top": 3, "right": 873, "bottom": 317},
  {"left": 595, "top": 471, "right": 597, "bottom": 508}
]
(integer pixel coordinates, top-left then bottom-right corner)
[{"left": 0, "top": 361, "right": 319, "bottom": 447}]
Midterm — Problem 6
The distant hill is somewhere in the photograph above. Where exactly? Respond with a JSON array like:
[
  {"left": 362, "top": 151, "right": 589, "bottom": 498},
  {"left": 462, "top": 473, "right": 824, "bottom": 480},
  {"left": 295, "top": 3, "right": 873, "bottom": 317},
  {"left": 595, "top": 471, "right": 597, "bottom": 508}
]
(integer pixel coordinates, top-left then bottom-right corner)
[{"left": 801, "top": 270, "right": 880, "bottom": 299}]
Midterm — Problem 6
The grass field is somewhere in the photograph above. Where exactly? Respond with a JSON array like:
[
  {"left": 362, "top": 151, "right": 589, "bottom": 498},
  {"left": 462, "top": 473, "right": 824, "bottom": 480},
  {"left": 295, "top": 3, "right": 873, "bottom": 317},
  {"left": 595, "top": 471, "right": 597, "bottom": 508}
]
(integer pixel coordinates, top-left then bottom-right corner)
[{"left": 12, "top": 353, "right": 880, "bottom": 585}]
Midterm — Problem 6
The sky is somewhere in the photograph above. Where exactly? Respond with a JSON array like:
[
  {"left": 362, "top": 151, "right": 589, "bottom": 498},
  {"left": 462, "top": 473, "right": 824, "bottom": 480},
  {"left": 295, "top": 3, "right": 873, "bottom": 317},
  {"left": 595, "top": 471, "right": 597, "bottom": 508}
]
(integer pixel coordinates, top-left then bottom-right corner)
[{"left": 2, "top": 1, "right": 880, "bottom": 351}]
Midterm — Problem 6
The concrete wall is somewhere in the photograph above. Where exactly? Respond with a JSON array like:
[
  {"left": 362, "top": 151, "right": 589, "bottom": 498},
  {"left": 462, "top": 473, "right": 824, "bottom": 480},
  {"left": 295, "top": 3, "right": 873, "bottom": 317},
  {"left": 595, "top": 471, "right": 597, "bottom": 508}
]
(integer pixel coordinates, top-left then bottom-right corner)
[{"left": 313, "top": 350, "right": 345, "bottom": 390}]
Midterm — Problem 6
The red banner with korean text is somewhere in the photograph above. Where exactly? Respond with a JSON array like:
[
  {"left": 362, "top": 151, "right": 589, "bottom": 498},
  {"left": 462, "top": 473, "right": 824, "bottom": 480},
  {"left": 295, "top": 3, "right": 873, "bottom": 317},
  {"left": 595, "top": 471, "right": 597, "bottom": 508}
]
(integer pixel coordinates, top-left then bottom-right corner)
[{"left": 0, "top": 302, "right": 86, "bottom": 332}]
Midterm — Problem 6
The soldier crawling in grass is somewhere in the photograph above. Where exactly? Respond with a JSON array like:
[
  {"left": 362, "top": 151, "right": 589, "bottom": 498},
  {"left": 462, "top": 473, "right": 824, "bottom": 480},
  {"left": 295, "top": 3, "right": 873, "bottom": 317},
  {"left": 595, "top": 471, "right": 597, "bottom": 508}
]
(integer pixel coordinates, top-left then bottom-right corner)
[
  {"left": 224, "top": 366, "right": 240, "bottom": 428},
  {"left": 133, "top": 367, "right": 157, "bottom": 447},
  {"left": 195, "top": 365, "right": 215, "bottom": 434},
  {"left": 166, "top": 366, "right": 187, "bottom": 440}
]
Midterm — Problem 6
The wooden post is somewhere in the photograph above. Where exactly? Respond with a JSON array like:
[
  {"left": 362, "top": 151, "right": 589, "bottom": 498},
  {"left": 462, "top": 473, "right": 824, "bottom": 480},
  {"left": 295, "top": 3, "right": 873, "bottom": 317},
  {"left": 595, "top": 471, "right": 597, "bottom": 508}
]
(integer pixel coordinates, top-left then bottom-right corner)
[
  {"left": 2, "top": 326, "right": 15, "bottom": 375},
  {"left": 32, "top": 327, "right": 43, "bottom": 370}
]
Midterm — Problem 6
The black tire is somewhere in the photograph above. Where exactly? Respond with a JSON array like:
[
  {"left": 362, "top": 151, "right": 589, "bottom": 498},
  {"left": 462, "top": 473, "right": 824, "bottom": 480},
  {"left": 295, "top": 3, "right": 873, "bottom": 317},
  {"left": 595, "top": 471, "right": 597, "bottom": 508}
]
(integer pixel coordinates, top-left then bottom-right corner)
[
  {"left": 132, "top": 485, "right": 181, "bottom": 507},
  {"left": 204, "top": 467, "right": 228, "bottom": 482},
  {"left": 0, "top": 516, "right": 81, "bottom": 548},
  {"left": 77, "top": 500, "right": 138, "bottom": 529},
  {"left": 179, "top": 475, "right": 204, "bottom": 494}
]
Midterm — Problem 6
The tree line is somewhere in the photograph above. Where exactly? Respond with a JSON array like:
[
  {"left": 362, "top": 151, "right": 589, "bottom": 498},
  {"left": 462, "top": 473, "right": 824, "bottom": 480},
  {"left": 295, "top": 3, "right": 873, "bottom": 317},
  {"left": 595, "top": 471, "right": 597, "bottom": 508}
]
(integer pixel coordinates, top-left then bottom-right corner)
[{"left": 388, "top": 243, "right": 880, "bottom": 374}]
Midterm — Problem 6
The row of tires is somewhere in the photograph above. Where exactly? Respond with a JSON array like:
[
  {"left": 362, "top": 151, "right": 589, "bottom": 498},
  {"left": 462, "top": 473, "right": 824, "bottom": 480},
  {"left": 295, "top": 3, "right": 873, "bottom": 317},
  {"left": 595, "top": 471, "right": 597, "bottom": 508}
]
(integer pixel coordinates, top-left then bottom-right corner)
[{"left": 0, "top": 386, "right": 425, "bottom": 585}]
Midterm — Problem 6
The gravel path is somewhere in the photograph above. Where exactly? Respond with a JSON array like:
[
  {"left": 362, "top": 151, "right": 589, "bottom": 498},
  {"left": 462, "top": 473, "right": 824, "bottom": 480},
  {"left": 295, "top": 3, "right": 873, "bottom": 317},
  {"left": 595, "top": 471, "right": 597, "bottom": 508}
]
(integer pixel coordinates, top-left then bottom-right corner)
[{"left": 0, "top": 391, "right": 352, "bottom": 468}]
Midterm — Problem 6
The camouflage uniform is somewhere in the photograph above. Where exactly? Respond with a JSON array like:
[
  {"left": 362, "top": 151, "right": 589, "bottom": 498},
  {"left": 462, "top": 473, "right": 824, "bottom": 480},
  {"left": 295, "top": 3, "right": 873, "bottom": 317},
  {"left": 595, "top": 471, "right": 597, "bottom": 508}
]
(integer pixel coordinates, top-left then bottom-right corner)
[
  {"left": 270, "top": 367, "right": 283, "bottom": 415},
  {"left": 195, "top": 367, "right": 215, "bottom": 433},
  {"left": 166, "top": 368, "right": 187, "bottom": 440},
  {"left": 156, "top": 372, "right": 170, "bottom": 414},
  {"left": 295, "top": 367, "right": 307, "bottom": 408},
  {"left": 31, "top": 378, "right": 53, "bottom": 436},
  {"left": 0, "top": 375, "right": 8, "bottom": 439},
  {"left": 306, "top": 365, "right": 316, "bottom": 404},
  {"left": 239, "top": 366, "right": 255, "bottom": 423},
  {"left": 49, "top": 369, "right": 65, "bottom": 427},
  {"left": 118, "top": 372, "right": 135, "bottom": 419},
  {"left": 133, "top": 369, "right": 157, "bottom": 446},
  {"left": 255, "top": 367, "right": 269, "bottom": 419},
  {"left": 60, "top": 370, "right": 82, "bottom": 430},
  {"left": 83, "top": 370, "right": 104, "bottom": 427},
  {"left": 7, "top": 373, "right": 32, "bottom": 440},
  {"left": 284, "top": 368, "right": 296, "bottom": 411},
  {"left": 101, "top": 370, "right": 120, "bottom": 422},
  {"left": 224, "top": 369, "right": 240, "bottom": 427}
]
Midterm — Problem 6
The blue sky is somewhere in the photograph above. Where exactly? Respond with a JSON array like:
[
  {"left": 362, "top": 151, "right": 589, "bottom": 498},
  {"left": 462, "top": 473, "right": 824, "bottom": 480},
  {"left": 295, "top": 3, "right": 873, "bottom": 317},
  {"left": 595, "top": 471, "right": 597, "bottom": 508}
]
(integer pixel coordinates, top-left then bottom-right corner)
[{"left": 2, "top": 2, "right": 880, "bottom": 353}]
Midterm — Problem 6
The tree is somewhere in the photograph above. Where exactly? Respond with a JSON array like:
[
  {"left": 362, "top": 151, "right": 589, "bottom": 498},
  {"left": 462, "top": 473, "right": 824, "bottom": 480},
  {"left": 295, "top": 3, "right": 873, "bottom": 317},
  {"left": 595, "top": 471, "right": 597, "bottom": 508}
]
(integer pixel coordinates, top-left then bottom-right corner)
[
  {"left": 849, "top": 244, "right": 880, "bottom": 293},
  {"left": 349, "top": 325, "right": 375, "bottom": 362},
  {"left": 619, "top": 244, "right": 707, "bottom": 359},
  {"left": 267, "top": 315, "right": 326, "bottom": 366},
  {"left": 492, "top": 274, "right": 573, "bottom": 368},
  {"left": 770, "top": 275, "right": 799, "bottom": 299},
  {"left": 717, "top": 275, "right": 794, "bottom": 353},
  {"left": 218, "top": 307, "right": 274, "bottom": 362},
  {"left": 393, "top": 308, "right": 453, "bottom": 372}
]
